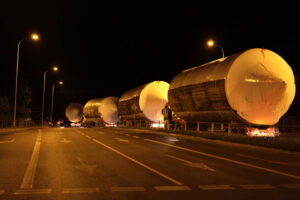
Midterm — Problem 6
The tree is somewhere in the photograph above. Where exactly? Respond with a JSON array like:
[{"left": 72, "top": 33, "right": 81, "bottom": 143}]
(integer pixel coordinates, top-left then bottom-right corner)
[
  {"left": 18, "top": 74, "right": 32, "bottom": 119},
  {"left": 0, "top": 96, "right": 11, "bottom": 120}
]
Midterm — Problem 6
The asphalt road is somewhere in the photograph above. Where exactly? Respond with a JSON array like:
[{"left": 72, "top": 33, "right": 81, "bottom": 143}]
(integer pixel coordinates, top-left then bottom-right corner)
[{"left": 0, "top": 127, "right": 300, "bottom": 200}]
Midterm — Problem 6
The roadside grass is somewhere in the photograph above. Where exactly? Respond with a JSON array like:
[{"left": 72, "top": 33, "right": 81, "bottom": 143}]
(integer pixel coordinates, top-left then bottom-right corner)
[{"left": 116, "top": 126, "right": 300, "bottom": 152}]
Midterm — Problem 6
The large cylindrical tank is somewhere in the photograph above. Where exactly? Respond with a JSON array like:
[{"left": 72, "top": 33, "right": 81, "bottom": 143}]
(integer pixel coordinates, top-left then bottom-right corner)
[
  {"left": 168, "top": 48, "right": 295, "bottom": 126},
  {"left": 83, "top": 96, "right": 119, "bottom": 124},
  {"left": 65, "top": 103, "right": 84, "bottom": 123},
  {"left": 118, "top": 81, "right": 170, "bottom": 122}
]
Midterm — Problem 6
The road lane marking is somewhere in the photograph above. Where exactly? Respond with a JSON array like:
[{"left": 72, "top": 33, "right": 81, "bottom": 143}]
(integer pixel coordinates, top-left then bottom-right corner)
[
  {"left": 62, "top": 187, "right": 99, "bottom": 194},
  {"left": 98, "top": 131, "right": 104, "bottom": 134},
  {"left": 20, "top": 130, "right": 42, "bottom": 189},
  {"left": 133, "top": 136, "right": 140, "bottom": 139},
  {"left": 166, "top": 154, "right": 215, "bottom": 171},
  {"left": 0, "top": 138, "right": 15, "bottom": 143},
  {"left": 110, "top": 187, "right": 145, "bottom": 192},
  {"left": 74, "top": 129, "right": 183, "bottom": 185},
  {"left": 281, "top": 183, "right": 300, "bottom": 188},
  {"left": 75, "top": 157, "right": 97, "bottom": 175},
  {"left": 115, "top": 137, "right": 129, "bottom": 143},
  {"left": 154, "top": 186, "right": 191, "bottom": 191},
  {"left": 15, "top": 188, "right": 52, "bottom": 195},
  {"left": 85, "top": 135, "right": 92, "bottom": 139},
  {"left": 237, "top": 154, "right": 300, "bottom": 166},
  {"left": 143, "top": 138, "right": 300, "bottom": 180},
  {"left": 61, "top": 138, "right": 72, "bottom": 143},
  {"left": 0, "top": 190, "right": 4, "bottom": 195},
  {"left": 198, "top": 185, "right": 234, "bottom": 190},
  {"left": 240, "top": 184, "right": 276, "bottom": 189}
]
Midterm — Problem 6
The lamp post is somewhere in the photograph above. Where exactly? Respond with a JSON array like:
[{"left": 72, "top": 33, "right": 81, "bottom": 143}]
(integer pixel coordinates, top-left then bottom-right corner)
[
  {"left": 50, "top": 81, "right": 63, "bottom": 125},
  {"left": 13, "top": 33, "right": 39, "bottom": 128},
  {"left": 41, "top": 66, "right": 58, "bottom": 126},
  {"left": 207, "top": 39, "right": 225, "bottom": 58}
]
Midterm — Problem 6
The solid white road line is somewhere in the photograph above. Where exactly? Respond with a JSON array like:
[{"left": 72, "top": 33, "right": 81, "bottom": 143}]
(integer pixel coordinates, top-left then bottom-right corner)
[
  {"left": 62, "top": 187, "right": 100, "bottom": 194},
  {"left": 144, "top": 138, "right": 300, "bottom": 180},
  {"left": 14, "top": 188, "right": 52, "bottom": 195},
  {"left": 110, "top": 187, "right": 145, "bottom": 192},
  {"left": 74, "top": 129, "right": 183, "bottom": 185},
  {"left": 281, "top": 183, "right": 300, "bottom": 188},
  {"left": 198, "top": 185, "right": 235, "bottom": 190},
  {"left": 0, "top": 138, "right": 15, "bottom": 144},
  {"left": 20, "top": 130, "right": 42, "bottom": 189},
  {"left": 154, "top": 185, "right": 191, "bottom": 191},
  {"left": 240, "top": 184, "right": 276, "bottom": 189}
]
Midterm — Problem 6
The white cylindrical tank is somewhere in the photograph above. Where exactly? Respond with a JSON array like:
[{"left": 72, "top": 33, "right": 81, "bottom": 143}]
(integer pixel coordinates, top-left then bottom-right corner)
[
  {"left": 65, "top": 103, "right": 84, "bottom": 123},
  {"left": 168, "top": 48, "right": 295, "bottom": 126},
  {"left": 118, "top": 81, "right": 170, "bottom": 122},
  {"left": 83, "top": 97, "right": 119, "bottom": 124}
]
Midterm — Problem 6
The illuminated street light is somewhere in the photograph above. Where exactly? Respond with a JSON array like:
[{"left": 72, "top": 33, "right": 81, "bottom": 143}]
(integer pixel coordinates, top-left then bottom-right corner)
[
  {"left": 207, "top": 39, "right": 225, "bottom": 58},
  {"left": 207, "top": 40, "right": 214, "bottom": 47},
  {"left": 31, "top": 33, "right": 39, "bottom": 41},
  {"left": 13, "top": 33, "right": 40, "bottom": 128},
  {"left": 41, "top": 66, "right": 59, "bottom": 126},
  {"left": 50, "top": 81, "right": 63, "bottom": 124},
  {"left": 53, "top": 66, "right": 58, "bottom": 71}
]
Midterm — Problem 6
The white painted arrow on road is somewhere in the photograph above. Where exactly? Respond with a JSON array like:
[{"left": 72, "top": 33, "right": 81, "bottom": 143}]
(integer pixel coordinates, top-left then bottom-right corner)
[
  {"left": 0, "top": 138, "right": 15, "bottom": 144},
  {"left": 166, "top": 154, "right": 215, "bottom": 172},
  {"left": 75, "top": 157, "right": 97, "bottom": 176}
]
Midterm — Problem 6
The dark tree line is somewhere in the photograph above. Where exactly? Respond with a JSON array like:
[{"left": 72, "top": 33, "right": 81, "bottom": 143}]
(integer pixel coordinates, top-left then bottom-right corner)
[{"left": 0, "top": 74, "right": 32, "bottom": 120}]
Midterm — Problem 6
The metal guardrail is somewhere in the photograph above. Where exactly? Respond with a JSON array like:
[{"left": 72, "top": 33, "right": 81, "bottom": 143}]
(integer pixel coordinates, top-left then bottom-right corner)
[
  {"left": 118, "top": 120, "right": 300, "bottom": 135},
  {"left": 0, "top": 120, "right": 34, "bottom": 128}
]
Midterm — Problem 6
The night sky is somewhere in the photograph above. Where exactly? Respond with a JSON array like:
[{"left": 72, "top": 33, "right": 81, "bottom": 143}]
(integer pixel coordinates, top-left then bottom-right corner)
[{"left": 1, "top": 1, "right": 299, "bottom": 121}]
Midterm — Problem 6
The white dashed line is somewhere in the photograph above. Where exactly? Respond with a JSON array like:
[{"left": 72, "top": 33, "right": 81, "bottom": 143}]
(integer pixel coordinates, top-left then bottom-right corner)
[
  {"left": 198, "top": 185, "right": 234, "bottom": 190},
  {"left": 110, "top": 187, "right": 145, "bottom": 192},
  {"left": 14, "top": 188, "right": 52, "bottom": 195},
  {"left": 154, "top": 185, "right": 191, "bottom": 191},
  {"left": 62, "top": 187, "right": 100, "bottom": 194},
  {"left": 240, "top": 184, "right": 276, "bottom": 189},
  {"left": 85, "top": 135, "right": 92, "bottom": 139}
]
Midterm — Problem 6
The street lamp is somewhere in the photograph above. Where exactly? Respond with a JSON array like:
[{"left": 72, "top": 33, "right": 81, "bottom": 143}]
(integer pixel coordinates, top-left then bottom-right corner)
[
  {"left": 13, "top": 33, "right": 39, "bottom": 128},
  {"left": 41, "top": 66, "right": 59, "bottom": 126},
  {"left": 50, "top": 81, "right": 63, "bottom": 125},
  {"left": 207, "top": 39, "right": 225, "bottom": 58}
]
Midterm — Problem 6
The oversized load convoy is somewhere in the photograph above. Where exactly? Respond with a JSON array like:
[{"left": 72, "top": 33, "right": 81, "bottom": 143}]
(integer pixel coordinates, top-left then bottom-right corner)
[
  {"left": 65, "top": 103, "right": 84, "bottom": 123},
  {"left": 168, "top": 48, "right": 295, "bottom": 136},
  {"left": 72, "top": 48, "right": 295, "bottom": 136},
  {"left": 83, "top": 96, "right": 119, "bottom": 126},
  {"left": 118, "top": 81, "right": 169, "bottom": 125}
]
